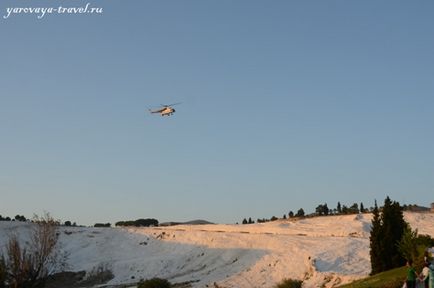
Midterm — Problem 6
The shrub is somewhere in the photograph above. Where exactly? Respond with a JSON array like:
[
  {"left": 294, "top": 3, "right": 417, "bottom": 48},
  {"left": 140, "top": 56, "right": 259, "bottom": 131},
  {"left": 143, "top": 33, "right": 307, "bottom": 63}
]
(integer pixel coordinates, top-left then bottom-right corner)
[
  {"left": 115, "top": 218, "right": 159, "bottom": 227},
  {"left": 274, "top": 278, "right": 303, "bottom": 288},
  {"left": 80, "top": 263, "right": 114, "bottom": 286},
  {"left": 0, "top": 256, "right": 6, "bottom": 288},
  {"left": 0, "top": 213, "right": 66, "bottom": 287},
  {"left": 94, "top": 223, "right": 111, "bottom": 228},
  {"left": 137, "top": 277, "right": 172, "bottom": 288}
]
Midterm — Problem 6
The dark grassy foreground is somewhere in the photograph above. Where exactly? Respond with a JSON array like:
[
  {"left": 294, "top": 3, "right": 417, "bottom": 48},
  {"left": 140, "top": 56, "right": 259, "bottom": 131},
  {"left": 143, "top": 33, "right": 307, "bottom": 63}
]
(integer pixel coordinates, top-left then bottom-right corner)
[{"left": 338, "top": 266, "right": 406, "bottom": 288}]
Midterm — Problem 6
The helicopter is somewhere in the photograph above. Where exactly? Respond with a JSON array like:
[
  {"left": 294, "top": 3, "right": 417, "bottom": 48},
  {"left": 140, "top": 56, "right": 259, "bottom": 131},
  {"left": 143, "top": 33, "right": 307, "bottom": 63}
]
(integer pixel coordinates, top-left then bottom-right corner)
[{"left": 148, "top": 103, "right": 181, "bottom": 116}]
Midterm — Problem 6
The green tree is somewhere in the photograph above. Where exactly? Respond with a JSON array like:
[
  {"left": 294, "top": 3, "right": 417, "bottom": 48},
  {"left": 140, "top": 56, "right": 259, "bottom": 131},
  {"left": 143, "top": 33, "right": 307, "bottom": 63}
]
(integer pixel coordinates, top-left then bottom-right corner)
[
  {"left": 381, "top": 197, "right": 406, "bottom": 269},
  {"left": 369, "top": 197, "right": 407, "bottom": 275},
  {"left": 397, "top": 226, "right": 418, "bottom": 264},
  {"left": 398, "top": 227, "right": 434, "bottom": 269},
  {"left": 349, "top": 203, "right": 359, "bottom": 214},
  {"left": 369, "top": 200, "right": 383, "bottom": 274},
  {"left": 138, "top": 278, "right": 171, "bottom": 288},
  {"left": 295, "top": 208, "right": 305, "bottom": 217},
  {"left": 337, "top": 202, "right": 342, "bottom": 214}
]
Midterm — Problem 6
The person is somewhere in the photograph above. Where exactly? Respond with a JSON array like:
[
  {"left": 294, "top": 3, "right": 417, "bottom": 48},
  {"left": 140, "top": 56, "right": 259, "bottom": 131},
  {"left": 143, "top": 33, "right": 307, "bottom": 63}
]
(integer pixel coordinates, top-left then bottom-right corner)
[
  {"left": 421, "top": 262, "right": 430, "bottom": 288},
  {"left": 406, "top": 260, "right": 418, "bottom": 288},
  {"left": 429, "top": 260, "right": 434, "bottom": 288}
]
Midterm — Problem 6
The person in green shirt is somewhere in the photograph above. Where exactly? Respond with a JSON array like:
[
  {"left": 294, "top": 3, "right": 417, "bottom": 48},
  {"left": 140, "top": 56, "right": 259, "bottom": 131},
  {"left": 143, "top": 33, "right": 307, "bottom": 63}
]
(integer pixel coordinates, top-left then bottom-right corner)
[{"left": 406, "top": 260, "right": 418, "bottom": 288}]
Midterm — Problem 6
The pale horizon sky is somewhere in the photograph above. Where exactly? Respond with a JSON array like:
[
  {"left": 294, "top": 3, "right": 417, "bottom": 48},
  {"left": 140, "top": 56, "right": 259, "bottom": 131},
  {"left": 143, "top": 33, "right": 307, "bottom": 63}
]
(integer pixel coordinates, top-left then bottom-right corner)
[{"left": 1, "top": 1, "right": 433, "bottom": 226}]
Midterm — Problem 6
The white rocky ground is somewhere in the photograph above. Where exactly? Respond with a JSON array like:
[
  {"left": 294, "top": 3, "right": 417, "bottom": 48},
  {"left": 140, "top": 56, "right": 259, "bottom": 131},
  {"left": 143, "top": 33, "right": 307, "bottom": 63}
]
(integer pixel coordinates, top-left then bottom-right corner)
[{"left": 1, "top": 212, "right": 433, "bottom": 288}]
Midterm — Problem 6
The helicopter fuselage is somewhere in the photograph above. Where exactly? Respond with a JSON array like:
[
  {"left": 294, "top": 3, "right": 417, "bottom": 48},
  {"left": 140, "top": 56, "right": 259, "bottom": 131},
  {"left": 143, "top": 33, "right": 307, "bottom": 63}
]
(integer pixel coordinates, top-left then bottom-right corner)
[
  {"left": 160, "top": 107, "right": 175, "bottom": 116},
  {"left": 150, "top": 107, "right": 175, "bottom": 116}
]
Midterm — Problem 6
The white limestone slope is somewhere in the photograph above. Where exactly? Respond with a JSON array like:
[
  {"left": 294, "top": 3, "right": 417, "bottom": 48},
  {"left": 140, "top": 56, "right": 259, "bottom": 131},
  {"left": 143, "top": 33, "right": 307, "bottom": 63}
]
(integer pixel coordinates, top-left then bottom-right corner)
[{"left": 1, "top": 212, "right": 433, "bottom": 288}]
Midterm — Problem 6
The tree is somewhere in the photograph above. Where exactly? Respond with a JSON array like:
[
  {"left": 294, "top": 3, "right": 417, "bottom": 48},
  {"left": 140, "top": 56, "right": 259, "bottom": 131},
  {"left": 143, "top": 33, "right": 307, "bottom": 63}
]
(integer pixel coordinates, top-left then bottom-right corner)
[
  {"left": 288, "top": 211, "right": 294, "bottom": 218},
  {"left": 369, "top": 197, "right": 407, "bottom": 275},
  {"left": 14, "top": 215, "right": 26, "bottom": 222},
  {"left": 342, "top": 205, "right": 349, "bottom": 214},
  {"left": 397, "top": 226, "right": 419, "bottom": 265},
  {"left": 295, "top": 208, "right": 305, "bottom": 217},
  {"left": 360, "top": 202, "right": 365, "bottom": 213},
  {"left": 337, "top": 202, "right": 342, "bottom": 214},
  {"left": 381, "top": 197, "right": 406, "bottom": 269},
  {"left": 397, "top": 226, "right": 434, "bottom": 269},
  {"left": 315, "top": 203, "right": 329, "bottom": 216},
  {"left": 94, "top": 223, "right": 111, "bottom": 228},
  {"left": 369, "top": 200, "right": 383, "bottom": 274},
  {"left": 115, "top": 218, "right": 158, "bottom": 227},
  {"left": 29, "top": 213, "right": 65, "bottom": 281},
  {"left": 349, "top": 203, "right": 359, "bottom": 214},
  {"left": 137, "top": 278, "right": 172, "bottom": 288},
  {"left": 0, "top": 213, "right": 65, "bottom": 287},
  {"left": 242, "top": 218, "right": 248, "bottom": 225}
]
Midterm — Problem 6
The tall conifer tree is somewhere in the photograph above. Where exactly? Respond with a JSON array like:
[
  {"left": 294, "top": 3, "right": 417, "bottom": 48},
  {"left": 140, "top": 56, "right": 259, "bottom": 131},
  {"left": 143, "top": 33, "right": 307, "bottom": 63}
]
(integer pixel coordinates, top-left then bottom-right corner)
[
  {"left": 370, "top": 200, "right": 383, "bottom": 274},
  {"left": 370, "top": 197, "right": 407, "bottom": 274}
]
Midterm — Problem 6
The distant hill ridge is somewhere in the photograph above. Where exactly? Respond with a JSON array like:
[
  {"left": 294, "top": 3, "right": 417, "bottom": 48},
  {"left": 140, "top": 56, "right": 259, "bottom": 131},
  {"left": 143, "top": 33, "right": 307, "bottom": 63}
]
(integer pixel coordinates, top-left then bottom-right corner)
[
  {"left": 404, "top": 204, "right": 431, "bottom": 212},
  {"left": 159, "top": 219, "right": 214, "bottom": 226}
]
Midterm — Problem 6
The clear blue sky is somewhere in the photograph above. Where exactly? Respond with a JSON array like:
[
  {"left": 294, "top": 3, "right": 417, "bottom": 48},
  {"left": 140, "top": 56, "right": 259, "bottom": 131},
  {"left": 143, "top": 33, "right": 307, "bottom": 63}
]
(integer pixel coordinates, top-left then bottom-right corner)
[{"left": 1, "top": 1, "right": 433, "bottom": 225}]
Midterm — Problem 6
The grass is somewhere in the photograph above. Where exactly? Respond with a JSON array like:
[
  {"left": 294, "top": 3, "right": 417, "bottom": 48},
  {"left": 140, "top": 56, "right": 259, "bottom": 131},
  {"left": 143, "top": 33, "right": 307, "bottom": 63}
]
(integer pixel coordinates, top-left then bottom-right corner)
[{"left": 338, "top": 266, "right": 406, "bottom": 288}]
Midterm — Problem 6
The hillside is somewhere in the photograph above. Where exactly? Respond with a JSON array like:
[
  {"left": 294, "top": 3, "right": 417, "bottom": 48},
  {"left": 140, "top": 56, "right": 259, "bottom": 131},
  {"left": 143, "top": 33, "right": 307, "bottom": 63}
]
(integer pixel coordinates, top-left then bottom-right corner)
[{"left": 1, "top": 212, "right": 433, "bottom": 288}]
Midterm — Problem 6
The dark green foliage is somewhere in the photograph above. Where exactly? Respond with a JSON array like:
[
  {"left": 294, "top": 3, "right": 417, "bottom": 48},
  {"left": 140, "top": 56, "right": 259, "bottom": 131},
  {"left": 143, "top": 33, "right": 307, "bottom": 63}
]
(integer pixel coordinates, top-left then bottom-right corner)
[
  {"left": 415, "top": 234, "right": 434, "bottom": 247},
  {"left": 398, "top": 227, "right": 434, "bottom": 270},
  {"left": 137, "top": 278, "right": 171, "bottom": 288},
  {"left": 397, "top": 226, "right": 418, "bottom": 265},
  {"left": 338, "top": 203, "right": 360, "bottom": 215},
  {"left": 274, "top": 278, "right": 303, "bottom": 288},
  {"left": 360, "top": 202, "right": 365, "bottom": 213},
  {"left": 370, "top": 197, "right": 407, "bottom": 275},
  {"left": 257, "top": 218, "right": 270, "bottom": 223},
  {"left": 315, "top": 203, "right": 329, "bottom": 216},
  {"left": 295, "top": 208, "right": 305, "bottom": 217},
  {"left": 381, "top": 197, "right": 406, "bottom": 269},
  {"left": 370, "top": 200, "right": 383, "bottom": 274},
  {"left": 14, "top": 215, "right": 26, "bottom": 222},
  {"left": 115, "top": 218, "right": 159, "bottom": 227},
  {"left": 94, "top": 223, "right": 111, "bottom": 228},
  {"left": 242, "top": 218, "right": 248, "bottom": 224},
  {"left": 288, "top": 211, "right": 294, "bottom": 218},
  {"left": 350, "top": 203, "right": 359, "bottom": 214}
]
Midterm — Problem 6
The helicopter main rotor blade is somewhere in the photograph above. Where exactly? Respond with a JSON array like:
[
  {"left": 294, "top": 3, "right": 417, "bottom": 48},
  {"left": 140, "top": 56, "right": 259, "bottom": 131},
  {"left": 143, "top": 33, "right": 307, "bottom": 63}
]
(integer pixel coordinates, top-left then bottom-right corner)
[{"left": 163, "top": 102, "right": 182, "bottom": 107}]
